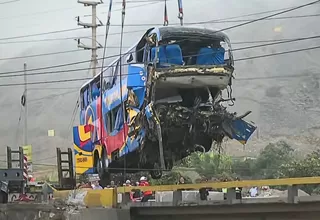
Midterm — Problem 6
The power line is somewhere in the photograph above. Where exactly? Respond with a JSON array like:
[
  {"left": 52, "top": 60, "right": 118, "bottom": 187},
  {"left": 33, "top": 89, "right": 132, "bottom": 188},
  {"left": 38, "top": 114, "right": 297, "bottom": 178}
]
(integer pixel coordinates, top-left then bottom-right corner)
[
  {"left": 28, "top": 90, "right": 78, "bottom": 103},
  {"left": 232, "top": 35, "right": 320, "bottom": 52},
  {"left": 2, "top": 33, "right": 320, "bottom": 76},
  {"left": 0, "top": 0, "right": 163, "bottom": 21},
  {"left": 0, "top": 28, "right": 83, "bottom": 41},
  {"left": 0, "top": 7, "right": 76, "bottom": 20},
  {"left": 235, "top": 45, "right": 320, "bottom": 62},
  {"left": 0, "top": 47, "right": 146, "bottom": 76},
  {"left": 217, "top": 0, "right": 320, "bottom": 33},
  {"left": 0, "top": 49, "right": 83, "bottom": 61},
  {"left": 0, "top": 29, "right": 145, "bottom": 45},
  {"left": 28, "top": 87, "right": 80, "bottom": 90},
  {"left": 1, "top": 1, "right": 318, "bottom": 43},
  {"left": 0, "top": 2, "right": 317, "bottom": 78},
  {"left": 2, "top": 12, "right": 319, "bottom": 44},
  {"left": 99, "top": 13, "right": 320, "bottom": 27},
  {"left": 0, "top": 44, "right": 320, "bottom": 87},
  {"left": 2, "top": 33, "right": 320, "bottom": 62},
  {"left": 0, "top": 0, "right": 19, "bottom": 4}
]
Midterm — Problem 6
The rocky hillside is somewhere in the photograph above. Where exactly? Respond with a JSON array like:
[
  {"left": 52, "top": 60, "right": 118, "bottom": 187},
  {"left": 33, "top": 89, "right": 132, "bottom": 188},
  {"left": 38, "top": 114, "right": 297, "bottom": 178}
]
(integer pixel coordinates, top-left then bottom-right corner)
[{"left": 0, "top": 0, "right": 320, "bottom": 165}]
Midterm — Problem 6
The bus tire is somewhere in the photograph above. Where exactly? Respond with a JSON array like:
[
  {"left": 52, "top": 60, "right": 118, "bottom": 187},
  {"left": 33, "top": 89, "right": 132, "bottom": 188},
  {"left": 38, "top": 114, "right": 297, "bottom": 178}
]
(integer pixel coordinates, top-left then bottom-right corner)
[{"left": 101, "top": 147, "right": 109, "bottom": 173}]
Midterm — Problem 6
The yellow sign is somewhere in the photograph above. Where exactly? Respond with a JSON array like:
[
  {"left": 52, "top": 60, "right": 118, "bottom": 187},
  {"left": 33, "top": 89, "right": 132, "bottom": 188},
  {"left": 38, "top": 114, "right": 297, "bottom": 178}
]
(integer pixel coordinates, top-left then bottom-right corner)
[
  {"left": 48, "top": 129, "right": 55, "bottom": 137},
  {"left": 22, "top": 145, "right": 32, "bottom": 162}
]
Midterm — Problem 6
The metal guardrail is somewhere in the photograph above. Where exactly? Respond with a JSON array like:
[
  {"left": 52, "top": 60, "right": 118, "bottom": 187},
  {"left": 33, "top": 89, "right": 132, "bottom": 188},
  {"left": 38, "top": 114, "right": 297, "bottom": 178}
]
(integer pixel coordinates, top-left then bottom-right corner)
[
  {"left": 117, "top": 177, "right": 320, "bottom": 206},
  {"left": 52, "top": 177, "right": 320, "bottom": 208},
  {"left": 117, "top": 177, "right": 320, "bottom": 193}
]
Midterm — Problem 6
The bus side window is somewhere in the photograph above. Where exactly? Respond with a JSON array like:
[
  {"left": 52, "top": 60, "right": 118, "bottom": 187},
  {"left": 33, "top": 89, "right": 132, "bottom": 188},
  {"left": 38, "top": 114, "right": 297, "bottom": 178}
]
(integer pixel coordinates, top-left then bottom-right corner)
[
  {"left": 83, "top": 89, "right": 89, "bottom": 109},
  {"left": 103, "top": 68, "right": 113, "bottom": 90},
  {"left": 121, "top": 56, "right": 129, "bottom": 78},
  {"left": 120, "top": 56, "right": 129, "bottom": 79},
  {"left": 106, "top": 105, "right": 127, "bottom": 134},
  {"left": 112, "top": 60, "right": 120, "bottom": 85},
  {"left": 108, "top": 106, "right": 119, "bottom": 134}
]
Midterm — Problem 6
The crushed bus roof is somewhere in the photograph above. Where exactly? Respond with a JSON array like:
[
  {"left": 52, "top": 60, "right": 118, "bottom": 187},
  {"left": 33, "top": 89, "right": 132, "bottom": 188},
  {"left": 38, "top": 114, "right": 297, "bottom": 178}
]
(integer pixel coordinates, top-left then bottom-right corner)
[
  {"left": 157, "top": 26, "right": 230, "bottom": 42},
  {"left": 79, "top": 27, "right": 230, "bottom": 91}
]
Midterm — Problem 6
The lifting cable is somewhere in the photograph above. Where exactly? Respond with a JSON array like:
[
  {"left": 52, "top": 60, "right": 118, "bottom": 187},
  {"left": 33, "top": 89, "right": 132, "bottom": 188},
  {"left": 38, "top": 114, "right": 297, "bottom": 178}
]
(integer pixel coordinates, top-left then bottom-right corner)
[
  {"left": 177, "top": 0, "right": 183, "bottom": 26},
  {"left": 118, "top": 0, "right": 127, "bottom": 182},
  {"left": 163, "top": 0, "right": 169, "bottom": 26},
  {"left": 100, "top": 0, "right": 113, "bottom": 146}
]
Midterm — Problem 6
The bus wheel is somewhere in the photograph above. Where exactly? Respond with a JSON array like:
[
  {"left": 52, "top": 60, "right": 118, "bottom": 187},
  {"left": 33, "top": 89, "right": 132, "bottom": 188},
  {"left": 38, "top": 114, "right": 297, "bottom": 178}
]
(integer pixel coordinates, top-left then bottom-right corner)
[
  {"left": 96, "top": 157, "right": 103, "bottom": 176},
  {"left": 149, "top": 162, "right": 162, "bottom": 179},
  {"left": 101, "top": 147, "right": 109, "bottom": 173},
  {"left": 99, "top": 147, "right": 110, "bottom": 188}
]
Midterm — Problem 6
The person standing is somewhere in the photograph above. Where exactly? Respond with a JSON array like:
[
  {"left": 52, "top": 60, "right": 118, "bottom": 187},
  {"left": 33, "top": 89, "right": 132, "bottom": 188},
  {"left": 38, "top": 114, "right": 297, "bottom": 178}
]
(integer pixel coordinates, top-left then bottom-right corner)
[
  {"left": 222, "top": 178, "right": 228, "bottom": 200},
  {"left": 235, "top": 177, "right": 242, "bottom": 200},
  {"left": 139, "top": 176, "right": 153, "bottom": 202},
  {"left": 249, "top": 186, "right": 258, "bottom": 197},
  {"left": 177, "top": 176, "right": 185, "bottom": 184}
]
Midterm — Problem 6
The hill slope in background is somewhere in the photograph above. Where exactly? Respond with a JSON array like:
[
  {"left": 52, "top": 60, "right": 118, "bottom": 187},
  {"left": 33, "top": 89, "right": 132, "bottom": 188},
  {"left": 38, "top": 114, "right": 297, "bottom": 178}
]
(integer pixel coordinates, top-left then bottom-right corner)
[{"left": 1, "top": 0, "right": 320, "bottom": 164}]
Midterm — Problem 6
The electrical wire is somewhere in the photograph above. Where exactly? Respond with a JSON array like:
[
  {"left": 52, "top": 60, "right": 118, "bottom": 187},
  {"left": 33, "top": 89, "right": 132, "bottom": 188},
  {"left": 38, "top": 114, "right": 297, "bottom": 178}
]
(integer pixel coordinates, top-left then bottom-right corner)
[
  {"left": 0, "top": 28, "right": 84, "bottom": 41},
  {"left": 0, "top": 2, "right": 318, "bottom": 85},
  {"left": 1, "top": 1, "right": 318, "bottom": 43},
  {"left": 0, "top": 44, "right": 319, "bottom": 87},
  {"left": 119, "top": 0, "right": 127, "bottom": 182},
  {"left": 2, "top": 11, "right": 320, "bottom": 46},
  {"left": 0, "top": 0, "right": 163, "bottom": 21},
  {"left": 0, "top": 47, "right": 146, "bottom": 77},
  {"left": 0, "top": 49, "right": 83, "bottom": 61},
  {"left": 0, "top": 50, "right": 135, "bottom": 75},
  {"left": 28, "top": 90, "right": 78, "bottom": 103},
  {"left": 0, "top": 0, "right": 19, "bottom": 4},
  {"left": 1, "top": 33, "right": 320, "bottom": 63},
  {"left": 1, "top": 33, "right": 320, "bottom": 78},
  {"left": 99, "top": 0, "right": 114, "bottom": 176},
  {"left": 217, "top": 0, "right": 320, "bottom": 33},
  {"left": 2, "top": 12, "right": 318, "bottom": 45},
  {"left": 235, "top": 45, "right": 320, "bottom": 62},
  {"left": 0, "top": 0, "right": 317, "bottom": 76},
  {"left": 28, "top": 87, "right": 80, "bottom": 90}
]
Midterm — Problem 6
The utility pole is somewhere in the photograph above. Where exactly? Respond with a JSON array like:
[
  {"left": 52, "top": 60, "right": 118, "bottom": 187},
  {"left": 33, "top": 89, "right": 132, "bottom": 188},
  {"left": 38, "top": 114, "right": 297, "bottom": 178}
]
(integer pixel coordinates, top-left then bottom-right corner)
[
  {"left": 23, "top": 63, "right": 28, "bottom": 147},
  {"left": 77, "top": 0, "right": 103, "bottom": 77}
]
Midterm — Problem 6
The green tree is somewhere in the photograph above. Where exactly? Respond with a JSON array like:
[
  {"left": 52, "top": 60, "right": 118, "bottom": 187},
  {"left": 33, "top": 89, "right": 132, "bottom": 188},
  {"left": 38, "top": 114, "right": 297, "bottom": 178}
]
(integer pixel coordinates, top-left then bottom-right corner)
[
  {"left": 232, "top": 157, "right": 256, "bottom": 178},
  {"left": 277, "top": 149, "right": 320, "bottom": 194},
  {"left": 150, "top": 170, "right": 192, "bottom": 185},
  {"left": 252, "top": 140, "right": 294, "bottom": 179},
  {"left": 181, "top": 152, "right": 233, "bottom": 180}
]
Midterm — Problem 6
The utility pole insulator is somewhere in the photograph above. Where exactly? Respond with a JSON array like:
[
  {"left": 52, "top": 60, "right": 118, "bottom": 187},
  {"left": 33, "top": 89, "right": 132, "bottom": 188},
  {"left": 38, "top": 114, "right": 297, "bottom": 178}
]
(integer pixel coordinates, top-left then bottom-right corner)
[
  {"left": 78, "top": 0, "right": 102, "bottom": 6},
  {"left": 77, "top": 0, "right": 103, "bottom": 77}
]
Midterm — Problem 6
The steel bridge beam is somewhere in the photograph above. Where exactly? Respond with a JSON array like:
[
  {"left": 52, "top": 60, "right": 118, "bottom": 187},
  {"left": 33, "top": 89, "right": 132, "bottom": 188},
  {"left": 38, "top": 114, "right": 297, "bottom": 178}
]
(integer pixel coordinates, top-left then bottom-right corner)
[{"left": 0, "top": 169, "right": 24, "bottom": 181}]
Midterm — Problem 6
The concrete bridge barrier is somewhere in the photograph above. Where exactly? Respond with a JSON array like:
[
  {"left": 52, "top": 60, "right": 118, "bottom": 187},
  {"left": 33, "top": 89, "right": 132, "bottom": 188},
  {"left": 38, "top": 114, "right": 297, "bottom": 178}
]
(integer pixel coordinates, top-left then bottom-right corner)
[{"left": 0, "top": 204, "right": 64, "bottom": 220}]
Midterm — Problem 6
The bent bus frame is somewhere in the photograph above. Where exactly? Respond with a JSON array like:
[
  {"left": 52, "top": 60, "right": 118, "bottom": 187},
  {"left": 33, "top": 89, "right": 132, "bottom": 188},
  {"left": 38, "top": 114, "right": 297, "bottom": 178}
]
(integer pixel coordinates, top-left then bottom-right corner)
[{"left": 73, "top": 26, "right": 256, "bottom": 184}]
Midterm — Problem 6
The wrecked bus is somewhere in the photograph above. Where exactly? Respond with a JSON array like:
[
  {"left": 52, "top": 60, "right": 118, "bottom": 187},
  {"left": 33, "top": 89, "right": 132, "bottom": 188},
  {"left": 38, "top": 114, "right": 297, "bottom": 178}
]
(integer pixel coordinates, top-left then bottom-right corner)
[{"left": 73, "top": 26, "right": 256, "bottom": 183}]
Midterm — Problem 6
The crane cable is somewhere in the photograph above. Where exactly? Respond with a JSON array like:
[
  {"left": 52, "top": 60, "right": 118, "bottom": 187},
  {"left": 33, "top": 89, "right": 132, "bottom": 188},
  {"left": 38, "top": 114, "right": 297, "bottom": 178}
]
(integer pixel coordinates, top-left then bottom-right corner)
[
  {"left": 119, "top": 0, "right": 127, "bottom": 183},
  {"left": 177, "top": 0, "right": 183, "bottom": 26},
  {"left": 99, "top": 0, "right": 113, "bottom": 178},
  {"left": 163, "top": 0, "right": 169, "bottom": 26}
]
